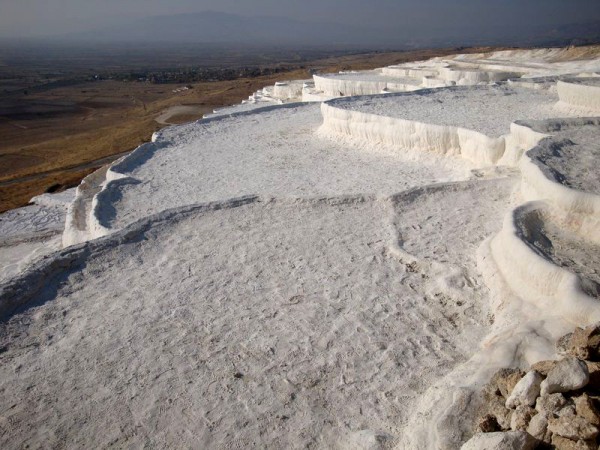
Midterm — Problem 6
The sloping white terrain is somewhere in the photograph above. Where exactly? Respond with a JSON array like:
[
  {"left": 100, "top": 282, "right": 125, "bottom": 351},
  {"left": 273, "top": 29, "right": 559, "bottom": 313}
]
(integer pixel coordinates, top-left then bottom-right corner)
[
  {"left": 0, "top": 190, "right": 74, "bottom": 283},
  {"left": 78, "top": 103, "right": 472, "bottom": 242},
  {"left": 0, "top": 189, "right": 515, "bottom": 448},
  {"left": 446, "top": 47, "right": 600, "bottom": 78},
  {"left": 1, "top": 46, "right": 600, "bottom": 449}
]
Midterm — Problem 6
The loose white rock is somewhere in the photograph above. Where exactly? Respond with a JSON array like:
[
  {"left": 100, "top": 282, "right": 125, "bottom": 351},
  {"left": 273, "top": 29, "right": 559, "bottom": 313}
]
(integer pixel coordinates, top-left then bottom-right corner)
[
  {"left": 460, "top": 431, "right": 537, "bottom": 450},
  {"left": 540, "top": 357, "right": 590, "bottom": 396},
  {"left": 574, "top": 394, "right": 600, "bottom": 426},
  {"left": 536, "top": 393, "right": 570, "bottom": 415},
  {"left": 527, "top": 413, "right": 551, "bottom": 443},
  {"left": 548, "top": 414, "right": 599, "bottom": 441},
  {"left": 506, "top": 370, "right": 543, "bottom": 408},
  {"left": 557, "top": 405, "right": 577, "bottom": 417},
  {"left": 510, "top": 405, "right": 536, "bottom": 431},
  {"left": 488, "top": 395, "right": 513, "bottom": 430},
  {"left": 551, "top": 434, "right": 597, "bottom": 450}
]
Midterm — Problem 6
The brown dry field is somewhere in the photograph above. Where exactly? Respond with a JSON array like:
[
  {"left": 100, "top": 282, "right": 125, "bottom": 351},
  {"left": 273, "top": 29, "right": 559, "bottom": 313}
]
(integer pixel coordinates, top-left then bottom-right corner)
[{"left": 0, "top": 47, "right": 500, "bottom": 212}]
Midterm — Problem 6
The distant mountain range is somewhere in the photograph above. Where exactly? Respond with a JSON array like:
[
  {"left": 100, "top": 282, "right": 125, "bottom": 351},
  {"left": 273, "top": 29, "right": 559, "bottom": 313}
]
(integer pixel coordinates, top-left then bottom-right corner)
[{"left": 57, "top": 11, "right": 600, "bottom": 49}]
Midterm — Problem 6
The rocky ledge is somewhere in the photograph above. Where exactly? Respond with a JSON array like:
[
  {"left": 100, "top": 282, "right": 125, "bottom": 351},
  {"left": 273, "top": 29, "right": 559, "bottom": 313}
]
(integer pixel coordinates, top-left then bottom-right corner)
[{"left": 464, "top": 323, "right": 600, "bottom": 449}]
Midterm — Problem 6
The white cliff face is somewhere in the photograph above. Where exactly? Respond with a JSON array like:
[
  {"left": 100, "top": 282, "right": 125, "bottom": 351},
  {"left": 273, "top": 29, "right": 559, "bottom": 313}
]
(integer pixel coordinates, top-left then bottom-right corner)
[
  {"left": 0, "top": 189, "right": 75, "bottom": 283},
  {"left": 319, "top": 85, "right": 571, "bottom": 166},
  {"left": 321, "top": 85, "right": 562, "bottom": 138},
  {"left": 313, "top": 71, "right": 424, "bottom": 97},
  {"left": 1, "top": 46, "right": 600, "bottom": 450},
  {"left": 557, "top": 79, "right": 600, "bottom": 114},
  {"left": 381, "top": 65, "right": 440, "bottom": 78},
  {"left": 272, "top": 80, "right": 309, "bottom": 100},
  {"left": 437, "top": 67, "right": 520, "bottom": 85},
  {"left": 320, "top": 100, "right": 505, "bottom": 166}
]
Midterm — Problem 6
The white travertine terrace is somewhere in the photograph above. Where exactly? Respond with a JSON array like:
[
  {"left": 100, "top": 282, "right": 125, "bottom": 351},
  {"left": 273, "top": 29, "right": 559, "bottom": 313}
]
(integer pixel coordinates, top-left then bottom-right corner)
[
  {"left": 234, "top": 46, "right": 600, "bottom": 107},
  {"left": 436, "top": 66, "right": 520, "bottom": 84},
  {"left": 1, "top": 46, "right": 600, "bottom": 450},
  {"left": 381, "top": 65, "right": 440, "bottom": 78},
  {"left": 0, "top": 189, "right": 74, "bottom": 283},
  {"left": 401, "top": 117, "right": 600, "bottom": 449},
  {"left": 313, "top": 70, "right": 423, "bottom": 96},
  {"left": 64, "top": 103, "right": 473, "bottom": 243},
  {"left": 557, "top": 78, "right": 600, "bottom": 113},
  {"left": 63, "top": 166, "right": 111, "bottom": 246},
  {"left": 443, "top": 47, "right": 600, "bottom": 77},
  {"left": 491, "top": 200, "right": 598, "bottom": 307},
  {"left": 320, "top": 85, "right": 566, "bottom": 166},
  {"left": 272, "top": 79, "right": 310, "bottom": 100}
]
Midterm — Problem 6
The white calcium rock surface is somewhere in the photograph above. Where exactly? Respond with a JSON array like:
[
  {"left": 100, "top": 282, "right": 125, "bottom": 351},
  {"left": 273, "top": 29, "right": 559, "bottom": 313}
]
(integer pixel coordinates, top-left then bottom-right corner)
[
  {"left": 541, "top": 357, "right": 590, "bottom": 396},
  {"left": 505, "top": 371, "right": 543, "bottom": 408},
  {"left": 460, "top": 431, "right": 537, "bottom": 450}
]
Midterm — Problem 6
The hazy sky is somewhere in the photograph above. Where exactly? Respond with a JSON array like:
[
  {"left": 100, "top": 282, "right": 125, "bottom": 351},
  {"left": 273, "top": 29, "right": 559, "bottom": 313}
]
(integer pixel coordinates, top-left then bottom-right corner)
[{"left": 1, "top": 0, "right": 599, "bottom": 38}]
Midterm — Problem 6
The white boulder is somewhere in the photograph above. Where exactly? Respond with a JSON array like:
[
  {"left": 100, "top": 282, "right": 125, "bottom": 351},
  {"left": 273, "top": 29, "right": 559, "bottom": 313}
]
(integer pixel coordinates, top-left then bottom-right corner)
[
  {"left": 506, "top": 371, "right": 543, "bottom": 408},
  {"left": 536, "top": 393, "right": 570, "bottom": 415},
  {"left": 540, "top": 357, "right": 589, "bottom": 396},
  {"left": 527, "top": 413, "right": 551, "bottom": 443},
  {"left": 460, "top": 431, "right": 537, "bottom": 450}
]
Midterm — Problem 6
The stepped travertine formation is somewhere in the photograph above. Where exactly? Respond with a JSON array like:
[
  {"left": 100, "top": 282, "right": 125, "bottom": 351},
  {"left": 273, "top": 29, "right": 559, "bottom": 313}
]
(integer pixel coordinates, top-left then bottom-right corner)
[{"left": 1, "top": 46, "right": 599, "bottom": 449}]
